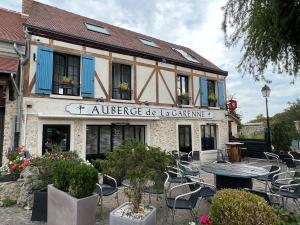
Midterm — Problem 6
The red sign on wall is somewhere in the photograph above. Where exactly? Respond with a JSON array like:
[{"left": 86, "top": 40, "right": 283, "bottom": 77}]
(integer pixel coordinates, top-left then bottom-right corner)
[{"left": 228, "top": 100, "right": 237, "bottom": 112}]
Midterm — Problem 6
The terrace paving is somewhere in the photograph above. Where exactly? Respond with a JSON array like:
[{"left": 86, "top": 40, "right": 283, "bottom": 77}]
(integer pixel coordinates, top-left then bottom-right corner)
[{"left": 0, "top": 158, "right": 297, "bottom": 225}]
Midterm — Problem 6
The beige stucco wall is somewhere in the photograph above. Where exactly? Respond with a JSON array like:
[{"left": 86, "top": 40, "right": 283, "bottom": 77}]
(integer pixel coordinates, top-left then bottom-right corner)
[{"left": 21, "top": 97, "right": 228, "bottom": 162}]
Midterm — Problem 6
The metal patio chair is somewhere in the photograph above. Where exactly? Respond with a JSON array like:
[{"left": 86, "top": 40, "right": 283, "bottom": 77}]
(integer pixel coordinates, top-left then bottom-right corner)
[
  {"left": 289, "top": 151, "right": 300, "bottom": 160},
  {"left": 244, "top": 188, "right": 283, "bottom": 208},
  {"left": 177, "top": 160, "right": 201, "bottom": 177},
  {"left": 264, "top": 152, "right": 280, "bottom": 166},
  {"left": 165, "top": 166, "right": 188, "bottom": 189},
  {"left": 271, "top": 180, "right": 300, "bottom": 211},
  {"left": 95, "top": 174, "right": 119, "bottom": 218},
  {"left": 254, "top": 165, "right": 281, "bottom": 192},
  {"left": 144, "top": 172, "right": 167, "bottom": 203},
  {"left": 164, "top": 176, "right": 216, "bottom": 225},
  {"left": 187, "top": 150, "right": 200, "bottom": 161}
]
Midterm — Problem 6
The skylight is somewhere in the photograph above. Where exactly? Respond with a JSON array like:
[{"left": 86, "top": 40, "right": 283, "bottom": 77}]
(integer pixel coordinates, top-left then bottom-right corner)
[
  {"left": 139, "top": 38, "right": 159, "bottom": 48},
  {"left": 85, "top": 23, "right": 110, "bottom": 35},
  {"left": 172, "top": 48, "right": 199, "bottom": 63}
]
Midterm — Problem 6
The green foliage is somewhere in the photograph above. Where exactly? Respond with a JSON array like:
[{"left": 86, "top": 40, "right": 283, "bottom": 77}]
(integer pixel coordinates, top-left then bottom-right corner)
[
  {"left": 272, "top": 121, "right": 292, "bottom": 153},
  {"left": 119, "top": 82, "right": 129, "bottom": 91},
  {"left": 53, "top": 160, "right": 98, "bottom": 198},
  {"left": 222, "top": 0, "right": 300, "bottom": 79},
  {"left": 210, "top": 189, "right": 279, "bottom": 225},
  {"left": 91, "top": 159, "right": 103, "bottom": 173},
  {"left": 101, "top": 140, "right": 172, "bottom": 213},
  {"left": 239, "top": 132, "right": 264, "bottom": 140},
  {"left": 276, "top": 209, "right": 300, "bottom": 225},
  {"left": 1, "top": 197, "right": 16, "bottom": 207},
  {"left": 68, "top": 163, "right": 99, "bottom": 199},
  {"left": 30, "top": 152, "right": 80, "bottom": 190}
]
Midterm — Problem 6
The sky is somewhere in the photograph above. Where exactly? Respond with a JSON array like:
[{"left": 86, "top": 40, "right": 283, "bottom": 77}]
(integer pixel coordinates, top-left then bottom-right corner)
[{"left": 1, "top": 0, "right": 299, "bottom": 122}]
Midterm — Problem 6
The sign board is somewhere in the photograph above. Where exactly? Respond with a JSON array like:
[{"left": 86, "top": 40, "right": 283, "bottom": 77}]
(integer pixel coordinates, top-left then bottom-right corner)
[{"left": 66, "top": 103, "right": 214, "bottom": 119}]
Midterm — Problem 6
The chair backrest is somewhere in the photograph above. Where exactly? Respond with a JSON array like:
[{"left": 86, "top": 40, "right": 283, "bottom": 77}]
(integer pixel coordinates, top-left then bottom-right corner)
[
  {"left": 244, "top": 189, "right": 271, "bottom": 205},
  {"left": 264, "top": 152, "right": 279, "bottom": 165},
  {"left": 290, "top": 151, "right": 300, "bottom": 160},
  {"left": 188, "top": 182, "right": 202, "bottom": 207},
  {"left": 268, "top": 165, "right": 280, "bottom": 180},
  {"left": 285, "top": 158, "right": 296, "bottom": 169}
]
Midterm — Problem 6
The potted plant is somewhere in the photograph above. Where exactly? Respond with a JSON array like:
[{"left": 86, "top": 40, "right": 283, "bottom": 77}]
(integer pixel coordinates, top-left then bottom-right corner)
[
  {"left": 30, "top": 152, "right": 79, "bottom": 222},
  {"left": 179, "top": 92, "right": 190, "bottom": 105},
  {"left": 102, "top": 141, "right": 172, "bottom": 225},
  {"left": 60, "top": 76, "right": 74, "bottom": 86},
  {"left": 119, "top": 82, "right": 129, "bottom": 91},
  {"left": 47, "top": 159, "right": 99, "bottom": 225},
  {"left": 208, "top": 94, "right": 217, "bottom": 107}
]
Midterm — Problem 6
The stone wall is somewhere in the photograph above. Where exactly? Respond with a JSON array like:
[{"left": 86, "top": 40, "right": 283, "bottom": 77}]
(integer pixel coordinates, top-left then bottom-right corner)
[
  {"left": 2, "top": 97, "right": 17, "bottom": 164},
  {"left": 240, "top": 123, "right": 265, "bottom": 136}
]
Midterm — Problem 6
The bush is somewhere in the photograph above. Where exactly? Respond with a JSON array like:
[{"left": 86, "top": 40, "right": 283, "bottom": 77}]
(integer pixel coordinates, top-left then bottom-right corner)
[
  {"left": 276, "top": 209, "right": 300, "bottom": 225},
  {"left": 210, "top": 189, "right": 279, "bottom": 225},
  {"left": 1, "top": 197, "right": 16, "bottom": 207},
  {"left": 91, "top": 159, "right": 103, "bottom": 173},
  {"left": 30, "top": 152, "right": 79, "bottom": 190},
  {"left": 272, "top": 122, "right": 292, "bottom": 153},
  {"left": 53, "top": 160, "right": 98, "bottom": 198},
  {"left": 101, "top": 140, "right": 173, "bottom": 213}
]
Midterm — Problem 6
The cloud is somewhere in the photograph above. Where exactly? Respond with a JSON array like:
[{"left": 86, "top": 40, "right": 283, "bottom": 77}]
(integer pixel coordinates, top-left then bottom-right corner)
[{"left": 1, "top": 0, "right": 298, "bottom": 123}]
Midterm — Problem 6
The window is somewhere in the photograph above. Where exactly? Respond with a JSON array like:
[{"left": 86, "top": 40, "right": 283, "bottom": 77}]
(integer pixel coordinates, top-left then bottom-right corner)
[
  {"left": 86, "top": 125, "right": 145, "bottom": 160},
  {"left": 207, "top": 80, "right": 216, "bottom": 107},
  {"left": 201, "top": 124, "right": 217, "bottom": 150},
  {"left": 139, "top": 38, "right": 159, "bottom": 48},
  {"left": 178, "top": 125, "right": 192, "bottom": 153},
  {"left": 85, "top": 23, "right": 110, "bottom": 35},
  {"left": 112, "top": 63, "right": 132, "bottom": 100},
  {"left": 52, "top": 53, "right": 80, "bottom": 96},
  {"left": 42, "top": 125, "right": 70, "bottom": 154},
  {"left": 172, "top": 48, "right": 199, "bottom": 63},
  {"left": 177, "top": 75, "right": 190, "bottom": 105}
]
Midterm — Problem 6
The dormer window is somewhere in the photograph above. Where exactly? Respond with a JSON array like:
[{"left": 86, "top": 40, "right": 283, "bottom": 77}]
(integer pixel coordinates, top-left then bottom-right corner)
[
  {"left": 172, "top": 48, "right": 199, "bottom": 63},
  {"left": 139, "top": 38, "right": 159, "bottom": 48},
  {"left": 85, "top": 23, "right": 110, "bottom": 35}
]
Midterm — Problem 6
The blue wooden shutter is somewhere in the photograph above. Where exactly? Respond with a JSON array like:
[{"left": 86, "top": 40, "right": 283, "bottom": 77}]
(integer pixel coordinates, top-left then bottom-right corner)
[
  {"left": 200, "top": 78, "right": 208, "bottom": 106},
  {"left": 218, "top": 80, "right": 225, "bottom": 108},
  {"left": 81, "top": 55, "right": 95, "bottom": 97},
  {"left": 35, "top": 46, "right": 54, "bottom": 94}
]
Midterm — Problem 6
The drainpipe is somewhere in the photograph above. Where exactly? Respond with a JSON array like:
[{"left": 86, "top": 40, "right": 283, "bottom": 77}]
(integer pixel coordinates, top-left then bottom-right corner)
[{"left": 13, "top": 27, "right": 30, "bottom": 148}]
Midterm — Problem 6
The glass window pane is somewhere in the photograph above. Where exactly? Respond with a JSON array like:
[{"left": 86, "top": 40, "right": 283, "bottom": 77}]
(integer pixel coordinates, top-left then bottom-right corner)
[
  {"left": 112, "top": 126, "right": 123, "bottom": 150},
  {"left": 43, "top": 125, "right": 70, "bottom": 154},
  {"left": 135, "top": 126, "right": 145, "bottom": 144},
  {"left": 86, "top": 126, "right": 98, "bottom": 155},
  {"left": 99, "top": 126, "right": 111, "bottom": 153},
  {"left": 124, "top": 126, "right": 134, "bottom": 141}
]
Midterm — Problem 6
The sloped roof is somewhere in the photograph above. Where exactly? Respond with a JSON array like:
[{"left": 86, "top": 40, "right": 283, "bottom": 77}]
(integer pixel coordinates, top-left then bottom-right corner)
[
  {"left": 0, "top": 57, "right": 19, "bottom": 73},
  {"left": 0, "top": 8, "right": 25, "bottom": 44},
  {"left": 24, "top": 1, "right": 227, "bottom": 76}
]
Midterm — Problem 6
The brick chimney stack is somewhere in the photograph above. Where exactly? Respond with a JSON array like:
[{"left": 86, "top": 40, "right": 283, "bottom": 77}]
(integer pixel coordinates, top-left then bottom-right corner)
[{"left": 22, "top": 0, "right": 34, "bottom": 15}]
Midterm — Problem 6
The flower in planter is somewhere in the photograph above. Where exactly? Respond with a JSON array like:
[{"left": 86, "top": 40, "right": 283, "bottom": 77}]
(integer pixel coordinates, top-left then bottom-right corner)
[
  {"left": 208, "top": 94, "right": 217, "bottom": 102},
  {"left": 119, "top": 82, "right": 129, "bottom": 91},
  {"left": 61, "top": 76, "right": 74, "bottom": 85}
]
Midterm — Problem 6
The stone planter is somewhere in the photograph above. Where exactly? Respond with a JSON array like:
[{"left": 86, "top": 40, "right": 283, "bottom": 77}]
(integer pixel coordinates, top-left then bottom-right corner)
[
  {"left": 110, "top": 202, "right": 156, "bottom": 225},
  {"left": 31, "top": 188, "right": 47, "bottom": 222},
  {"left": 47, "top": 184, "right": 99, "bottom": 225}
]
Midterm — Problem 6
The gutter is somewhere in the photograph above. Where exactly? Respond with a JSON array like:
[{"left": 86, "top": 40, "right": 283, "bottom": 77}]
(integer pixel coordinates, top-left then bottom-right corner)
[{"left": 13, "top": 27, "right": 30, "bottom": 147}]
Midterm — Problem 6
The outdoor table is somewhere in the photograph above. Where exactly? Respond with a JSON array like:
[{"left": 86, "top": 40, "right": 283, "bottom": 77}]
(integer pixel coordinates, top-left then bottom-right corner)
[
  {"left": 201, "top": 163, "right": 269, "bottom": 190},
  {"left": 226, "top": 142, "right": 244, "bottom": 163}
]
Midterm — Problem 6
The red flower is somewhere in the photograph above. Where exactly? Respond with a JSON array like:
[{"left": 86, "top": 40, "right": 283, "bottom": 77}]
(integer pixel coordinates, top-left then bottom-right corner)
[{"left": 10, "top": 162, "right": 17, "bottom": 170}]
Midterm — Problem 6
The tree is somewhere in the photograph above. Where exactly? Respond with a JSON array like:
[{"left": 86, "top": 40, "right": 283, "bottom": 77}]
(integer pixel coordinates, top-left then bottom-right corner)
[{"left": 222, "top": 0, "right": 300, "bottom": 79}]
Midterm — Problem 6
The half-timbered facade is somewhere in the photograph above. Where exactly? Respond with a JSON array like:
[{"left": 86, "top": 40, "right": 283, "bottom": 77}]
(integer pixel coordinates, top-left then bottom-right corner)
[{"left": 17, "top": 0, "right": 229, "bottom": 162}]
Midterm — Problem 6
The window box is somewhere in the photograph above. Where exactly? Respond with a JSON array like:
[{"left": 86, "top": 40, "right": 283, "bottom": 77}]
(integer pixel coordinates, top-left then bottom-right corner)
[
  {"left": 112, "top": 88, "right": 132, "bottom": 100},
  {"left": 177, "top": 95, "right": 191, "bottom": 105}
]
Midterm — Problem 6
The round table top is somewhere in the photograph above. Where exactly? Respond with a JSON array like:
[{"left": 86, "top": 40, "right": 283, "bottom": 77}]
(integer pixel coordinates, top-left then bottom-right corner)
[{"left": 201, "top": 163, "right": 269, "bottom": 178}]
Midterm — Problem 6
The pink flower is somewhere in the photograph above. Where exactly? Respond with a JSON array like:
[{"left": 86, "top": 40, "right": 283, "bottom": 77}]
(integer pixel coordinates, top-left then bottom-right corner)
[{"left": 200, "top": 216, "right": 208, "bottom": 223}]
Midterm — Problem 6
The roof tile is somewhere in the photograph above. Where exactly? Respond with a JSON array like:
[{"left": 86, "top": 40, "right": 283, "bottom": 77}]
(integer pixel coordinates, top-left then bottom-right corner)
[{"left": 0, "top": 57, "right": 19, "bottom": 73}]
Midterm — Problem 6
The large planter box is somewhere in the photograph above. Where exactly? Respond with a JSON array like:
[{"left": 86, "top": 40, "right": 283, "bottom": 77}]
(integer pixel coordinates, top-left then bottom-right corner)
[
  {"left": 110, "top": 202, "right": 156, "bottom": 225},
  {"left": 47, "top": 184, "right": 99, "bottom": 225},
  {"left": 31, "top": 188, "right": 47, "bottom": 222}
]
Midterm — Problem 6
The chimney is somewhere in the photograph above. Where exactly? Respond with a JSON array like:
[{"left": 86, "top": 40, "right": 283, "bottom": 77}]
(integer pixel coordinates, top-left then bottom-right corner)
[{"left": 22, "top": 0, "right": 34, "bottom": 15}]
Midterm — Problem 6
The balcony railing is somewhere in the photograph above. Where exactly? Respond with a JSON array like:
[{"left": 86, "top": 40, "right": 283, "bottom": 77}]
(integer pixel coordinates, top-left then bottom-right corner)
[
  {"left": 177, "top": 95, "right": 191, "bottom": 105},
  {"left": 112, "top": 88, "right": 132, "bottom": 100}
]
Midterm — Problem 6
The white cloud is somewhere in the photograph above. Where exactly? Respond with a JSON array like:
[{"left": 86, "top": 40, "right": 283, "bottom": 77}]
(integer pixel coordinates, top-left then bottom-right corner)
[{"left": 1, "top": 0, "right": 299, "bottom": 123}]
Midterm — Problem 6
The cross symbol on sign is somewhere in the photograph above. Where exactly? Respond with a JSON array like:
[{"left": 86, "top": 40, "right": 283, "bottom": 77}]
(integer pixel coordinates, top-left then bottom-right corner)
[{"left": 78, "top": 105, "right": 85, "bottom": 114}]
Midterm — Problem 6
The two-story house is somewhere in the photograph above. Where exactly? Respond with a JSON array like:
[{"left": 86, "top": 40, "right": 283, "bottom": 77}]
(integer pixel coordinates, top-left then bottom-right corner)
[
  {"left": 10, "top": 0, "right": 229, "bottom": 162},
  {"left": 0, "top": 8, "right": 26, "bottom": 165}
]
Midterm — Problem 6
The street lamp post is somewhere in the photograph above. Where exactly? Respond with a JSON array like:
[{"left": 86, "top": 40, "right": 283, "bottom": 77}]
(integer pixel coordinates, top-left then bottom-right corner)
[{"left": 261, "top": 84, "right": 272, "bottom": 152}]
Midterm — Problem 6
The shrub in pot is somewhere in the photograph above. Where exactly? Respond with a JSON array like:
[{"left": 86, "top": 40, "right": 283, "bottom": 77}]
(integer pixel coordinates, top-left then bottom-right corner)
[
  {"left": 102, "top": 140, "right": 172, "bottom": 225},
  {"left": 48, "top": 159, "right": 99, "bottom": 225},
  {"left": 29, "top": 152, "right": 79, "bottom": 222},
  {"left": 210, "top": 189, "right": 279, "bottom": 225}
]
